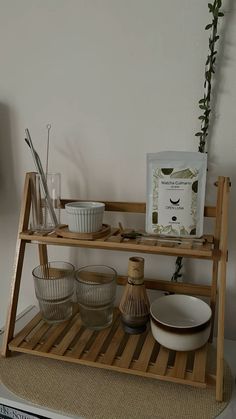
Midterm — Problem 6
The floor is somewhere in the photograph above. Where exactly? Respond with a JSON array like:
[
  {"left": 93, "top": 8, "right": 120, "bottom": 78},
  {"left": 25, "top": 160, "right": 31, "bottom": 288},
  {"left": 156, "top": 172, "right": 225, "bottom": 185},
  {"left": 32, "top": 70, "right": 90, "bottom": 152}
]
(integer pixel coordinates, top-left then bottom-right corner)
[{"left": 0, "top": 306, "right": 236, "bottom": 419}]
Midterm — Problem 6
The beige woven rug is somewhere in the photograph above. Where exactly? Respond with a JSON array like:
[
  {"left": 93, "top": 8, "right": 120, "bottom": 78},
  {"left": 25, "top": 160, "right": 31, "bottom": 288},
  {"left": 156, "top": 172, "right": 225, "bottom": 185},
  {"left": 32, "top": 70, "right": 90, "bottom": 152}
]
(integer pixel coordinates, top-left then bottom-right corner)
[{"left": 0, "top": 350, "right": 233, "bottom": 419}]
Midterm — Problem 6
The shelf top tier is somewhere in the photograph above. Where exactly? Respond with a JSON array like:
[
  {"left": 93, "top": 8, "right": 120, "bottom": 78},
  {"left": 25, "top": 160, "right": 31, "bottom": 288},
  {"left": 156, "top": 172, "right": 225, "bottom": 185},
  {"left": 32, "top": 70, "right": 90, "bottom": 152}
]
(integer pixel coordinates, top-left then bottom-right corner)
[
  {"left": 20, "top": 228, "right": 218, "bottom": 260},
  {"left": 18, "top": 173, "right": 229, "bottom": 261}
]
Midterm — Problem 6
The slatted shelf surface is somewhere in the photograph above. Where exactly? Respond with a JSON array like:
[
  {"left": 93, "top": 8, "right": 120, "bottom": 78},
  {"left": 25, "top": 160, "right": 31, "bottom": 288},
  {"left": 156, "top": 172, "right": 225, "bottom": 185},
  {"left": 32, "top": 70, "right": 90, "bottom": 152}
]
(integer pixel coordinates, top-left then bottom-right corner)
[
  {"left": 9, "top": 308, "right": 213, "bottom": 388},
  {"left": 19, "top": 228, "right": 219, "bottom": 260}
]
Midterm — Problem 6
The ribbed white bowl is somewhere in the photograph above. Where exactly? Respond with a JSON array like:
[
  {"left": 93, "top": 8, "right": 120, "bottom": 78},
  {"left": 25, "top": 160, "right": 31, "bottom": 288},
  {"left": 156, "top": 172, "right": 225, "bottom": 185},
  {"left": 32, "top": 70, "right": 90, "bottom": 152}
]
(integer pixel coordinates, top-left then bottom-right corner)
[{"left": 65, "top": 202, "right": 105, "bottom": 233}]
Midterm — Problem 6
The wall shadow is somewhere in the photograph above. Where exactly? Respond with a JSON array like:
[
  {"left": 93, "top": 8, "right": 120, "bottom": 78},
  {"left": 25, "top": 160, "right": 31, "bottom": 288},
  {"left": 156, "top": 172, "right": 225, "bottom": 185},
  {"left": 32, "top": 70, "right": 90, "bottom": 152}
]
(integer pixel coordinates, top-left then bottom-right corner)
[{"left": 0, "top": 103, "right": 18, "bottom": 215}]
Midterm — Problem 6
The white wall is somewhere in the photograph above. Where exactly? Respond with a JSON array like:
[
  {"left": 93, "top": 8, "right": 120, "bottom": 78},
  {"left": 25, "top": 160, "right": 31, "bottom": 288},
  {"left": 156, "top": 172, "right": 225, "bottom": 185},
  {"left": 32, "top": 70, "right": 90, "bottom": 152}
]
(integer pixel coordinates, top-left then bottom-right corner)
[{"left": 0, "top": 0, "right": 236, "bottom": 338}]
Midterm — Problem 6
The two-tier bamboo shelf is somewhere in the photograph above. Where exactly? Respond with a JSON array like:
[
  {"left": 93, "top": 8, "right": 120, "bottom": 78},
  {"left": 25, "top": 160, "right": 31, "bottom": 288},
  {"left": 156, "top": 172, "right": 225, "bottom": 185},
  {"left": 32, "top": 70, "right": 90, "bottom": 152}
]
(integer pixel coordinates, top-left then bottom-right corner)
[{"left": 1, "top": 173, "right": 230, "bottom": 402}]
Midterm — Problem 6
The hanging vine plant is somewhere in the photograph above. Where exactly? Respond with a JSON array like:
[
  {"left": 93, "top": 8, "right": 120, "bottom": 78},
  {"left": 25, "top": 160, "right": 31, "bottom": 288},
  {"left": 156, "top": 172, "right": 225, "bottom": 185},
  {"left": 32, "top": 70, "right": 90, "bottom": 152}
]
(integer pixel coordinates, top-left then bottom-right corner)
[
  {"left": 171, "top": 0, "right": 224, "bottom": 283},
  {"left": 196, "top": 0, "right": 224, "bottom": 153}
]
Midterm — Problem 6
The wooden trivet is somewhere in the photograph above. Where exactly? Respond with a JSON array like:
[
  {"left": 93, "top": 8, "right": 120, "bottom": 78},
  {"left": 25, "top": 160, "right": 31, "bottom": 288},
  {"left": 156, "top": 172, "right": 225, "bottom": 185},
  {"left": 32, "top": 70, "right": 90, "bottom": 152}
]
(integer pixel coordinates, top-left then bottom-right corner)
[{"left": 55, "top": 224, "right": 111, "bottom": 240}]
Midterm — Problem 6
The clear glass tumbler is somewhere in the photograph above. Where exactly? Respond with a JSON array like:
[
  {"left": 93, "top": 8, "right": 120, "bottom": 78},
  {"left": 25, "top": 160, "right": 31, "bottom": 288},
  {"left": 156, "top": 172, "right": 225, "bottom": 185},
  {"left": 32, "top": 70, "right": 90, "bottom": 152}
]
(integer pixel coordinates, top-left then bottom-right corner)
[
  {"left": 32, "top": 261, "right": 75, "bottom": 323},
  {"left": 30, "top": 173, "right": 61, "bottom": 231},
  {"left": 75, "top": 265, "right": 117, "bottom": 330}
]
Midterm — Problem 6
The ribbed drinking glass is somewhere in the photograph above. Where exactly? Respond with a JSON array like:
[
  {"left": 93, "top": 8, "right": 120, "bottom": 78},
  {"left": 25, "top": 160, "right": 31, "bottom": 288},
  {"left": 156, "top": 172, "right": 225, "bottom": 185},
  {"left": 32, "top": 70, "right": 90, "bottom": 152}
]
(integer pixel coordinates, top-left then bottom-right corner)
[{"left": 33, "top": 261, "right": 75, "bottom": 323}]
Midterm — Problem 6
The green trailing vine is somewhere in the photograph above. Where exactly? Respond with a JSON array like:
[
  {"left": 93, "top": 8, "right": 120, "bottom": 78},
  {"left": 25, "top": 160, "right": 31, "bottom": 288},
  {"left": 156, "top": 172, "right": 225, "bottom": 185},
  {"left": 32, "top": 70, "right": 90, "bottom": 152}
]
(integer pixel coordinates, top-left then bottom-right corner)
[
  {"left": 196, "top": 0, "right": 224, "bottom": 153},
  {"left": 171, "top": 0, "right": 224, "bottom": 282}
]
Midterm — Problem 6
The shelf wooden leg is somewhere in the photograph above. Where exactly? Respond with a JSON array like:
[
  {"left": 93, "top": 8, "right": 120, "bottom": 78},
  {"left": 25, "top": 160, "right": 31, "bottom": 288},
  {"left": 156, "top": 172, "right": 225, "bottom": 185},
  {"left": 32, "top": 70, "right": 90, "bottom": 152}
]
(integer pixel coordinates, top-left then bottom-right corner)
[
  {"left": 216, "top": 178, "right": 229, "bottom": 402},
  {"left": 210, "top": 177, "right": 224, "bottom": 342},
  {"left": 1, "top": 239, "right": 26, "bottom": 357},
  {"left": 216, "top": 257, "right": 226, "bottom": 401},
  {"left": 1, "top": 173, "right": 33, "bottom": 357},
  {"left": 209, "top": 260, "right": 218, "bottom": 342}
]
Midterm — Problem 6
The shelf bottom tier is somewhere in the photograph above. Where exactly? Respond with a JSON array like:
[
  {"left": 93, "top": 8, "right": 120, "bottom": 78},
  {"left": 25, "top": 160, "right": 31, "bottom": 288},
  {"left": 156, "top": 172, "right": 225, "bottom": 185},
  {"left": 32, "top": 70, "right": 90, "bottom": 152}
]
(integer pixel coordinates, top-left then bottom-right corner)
[{"left": 9, "top": 308, "right": 215, "bottom": 388}]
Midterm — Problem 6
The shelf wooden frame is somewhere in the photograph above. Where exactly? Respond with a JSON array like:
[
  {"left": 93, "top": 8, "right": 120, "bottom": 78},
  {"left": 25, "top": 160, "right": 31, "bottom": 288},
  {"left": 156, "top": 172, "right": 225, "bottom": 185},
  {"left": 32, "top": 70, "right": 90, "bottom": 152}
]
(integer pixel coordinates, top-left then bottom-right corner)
[{"left": 1, "top": 172, "right": 230, "bottom": 402}]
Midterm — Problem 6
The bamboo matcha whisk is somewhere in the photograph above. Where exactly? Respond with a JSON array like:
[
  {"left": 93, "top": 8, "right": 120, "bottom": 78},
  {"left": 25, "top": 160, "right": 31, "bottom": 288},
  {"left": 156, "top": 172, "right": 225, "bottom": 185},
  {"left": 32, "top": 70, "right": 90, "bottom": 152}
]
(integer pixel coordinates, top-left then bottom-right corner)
[{"left": 119, "top": 257, "right": 150, "bottom": 334}]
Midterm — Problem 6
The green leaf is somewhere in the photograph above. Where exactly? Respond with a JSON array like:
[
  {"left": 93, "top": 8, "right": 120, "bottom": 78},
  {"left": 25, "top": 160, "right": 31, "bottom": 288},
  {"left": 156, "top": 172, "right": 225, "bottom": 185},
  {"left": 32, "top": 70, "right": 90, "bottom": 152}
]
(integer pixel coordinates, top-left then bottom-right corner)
[
  {"left": 205, "top": 23, "right": 212, "bottom": 30},
  {"left": 215, "top": 35, "right": 220, "bottom": 41},
  {"left": 199, "top": 99, "right": 205, "bottom": 104},
  {"left": 195, "top": 132, "right": 202, "bottom": 137},
  {"left": 208, "top": 3, "right": 213, "bottom": 12},
  {"left": 198, "top": 116, "right": 205, "bottom": 120},
  {"left": 199, "top": 105, "right": 205, "bottom": 110},
  {"left": 218, "top": 12, "right": 224, "bottom": 17}
]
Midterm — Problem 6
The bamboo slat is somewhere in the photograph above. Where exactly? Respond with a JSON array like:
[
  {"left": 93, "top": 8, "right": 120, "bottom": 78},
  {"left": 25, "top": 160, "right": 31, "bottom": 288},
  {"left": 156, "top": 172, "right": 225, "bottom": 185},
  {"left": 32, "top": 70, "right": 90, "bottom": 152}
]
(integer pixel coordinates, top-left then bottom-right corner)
[
  {"left": 192, "top": 344, "right": 208, "bottom": 383},
  {"left": 101, "top": 324, "right": 125, "bottom": 365},
  {"left": 21, "top": 322, "right": 51, "bottom": 350},
  {"left": 116, "top": 335, "right": 140, "bottom": 368},
  {"left": 132, "top": 332, "right": 156, "bottom": 371},
  {"left": 117, "top": 276, "right": 212, "bottom": 297},
  {"left": 60, "top": 200, "right": 217, "bottom": 218},
  {"left": 67, "top": 328, "right": 94, "bottom": 359},
  {"left": 171, "top": 352, "right": 188, "bottom": 379},
  {"left": 9, "top": 312, "right": 42, "bottom": 348},
  {"left": 82, "top": 313, "right": 120, "bottom": 362},
  {"left": 8, "top": 310, "right": 215, "bottom": 388},
  {"left": 19, "top": 230, "right": 218, "bottom": 260},
  {"left": 37, "top": 319, "right": 73, "bottom": 353},
  {"left": 52, "top": 315, "right": 82, "bottom": 356},
  {"left": 152, "top": 346, "right": 170, "bottom": 375}
]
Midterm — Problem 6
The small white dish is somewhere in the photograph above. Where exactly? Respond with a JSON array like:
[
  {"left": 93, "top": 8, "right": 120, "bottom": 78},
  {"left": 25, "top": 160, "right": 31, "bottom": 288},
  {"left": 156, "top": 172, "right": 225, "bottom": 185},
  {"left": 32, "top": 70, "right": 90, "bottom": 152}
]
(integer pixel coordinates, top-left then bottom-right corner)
[{"left": 65, "top": 201, "right": 105, "bottom": 233}]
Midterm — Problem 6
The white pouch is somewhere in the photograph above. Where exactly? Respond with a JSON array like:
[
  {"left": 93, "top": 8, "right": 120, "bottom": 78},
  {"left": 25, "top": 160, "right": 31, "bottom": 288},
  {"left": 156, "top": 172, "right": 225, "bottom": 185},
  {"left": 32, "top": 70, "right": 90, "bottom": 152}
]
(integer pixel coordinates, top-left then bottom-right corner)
[{"left": 146, "top": 151, "right": 207, "bottom": 237}]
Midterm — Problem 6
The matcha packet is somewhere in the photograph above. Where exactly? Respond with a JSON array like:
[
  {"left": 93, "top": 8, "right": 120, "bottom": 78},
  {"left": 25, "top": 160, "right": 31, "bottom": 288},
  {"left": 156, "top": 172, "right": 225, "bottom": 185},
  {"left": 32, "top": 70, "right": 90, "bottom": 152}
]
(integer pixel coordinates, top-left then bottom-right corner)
[{"left": 146, "top": 151, "right": 207, "bottom": 237}]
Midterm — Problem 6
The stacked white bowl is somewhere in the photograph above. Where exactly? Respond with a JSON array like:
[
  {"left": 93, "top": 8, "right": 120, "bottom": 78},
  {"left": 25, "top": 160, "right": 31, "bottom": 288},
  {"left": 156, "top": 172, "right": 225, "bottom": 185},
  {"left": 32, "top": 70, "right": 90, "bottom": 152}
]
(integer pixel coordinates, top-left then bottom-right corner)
[{"left": 150, "top": 294, "right": 212, "bottom": 351}]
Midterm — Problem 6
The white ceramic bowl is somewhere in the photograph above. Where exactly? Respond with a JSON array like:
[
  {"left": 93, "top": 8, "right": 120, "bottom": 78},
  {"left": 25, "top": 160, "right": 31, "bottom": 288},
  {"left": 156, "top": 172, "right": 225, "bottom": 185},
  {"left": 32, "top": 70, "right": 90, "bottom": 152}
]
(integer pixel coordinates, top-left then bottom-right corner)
[
  {"left": 65, "top": 202, "right": 105, "bottom": 233},
  {"left": 150, "top": 319, "right": 211, "bottom": 351},
  {"left": 150, "top": 294, "right": 212, "bottom": 351}
]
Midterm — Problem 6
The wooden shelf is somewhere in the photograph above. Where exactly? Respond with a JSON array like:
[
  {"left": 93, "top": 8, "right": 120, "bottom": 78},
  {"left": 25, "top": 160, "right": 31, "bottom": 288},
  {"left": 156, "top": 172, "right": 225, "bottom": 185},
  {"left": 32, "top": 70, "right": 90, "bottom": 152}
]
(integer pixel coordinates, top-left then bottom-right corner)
[
  {"left": 19, "top": 229, "right": 219, "bottom": 260},
  {"left": 1, "top": 173, "right": 230, "bottom": 402},
  {"left": 9, "top": 308, "right": 213, "bottom": 388}
]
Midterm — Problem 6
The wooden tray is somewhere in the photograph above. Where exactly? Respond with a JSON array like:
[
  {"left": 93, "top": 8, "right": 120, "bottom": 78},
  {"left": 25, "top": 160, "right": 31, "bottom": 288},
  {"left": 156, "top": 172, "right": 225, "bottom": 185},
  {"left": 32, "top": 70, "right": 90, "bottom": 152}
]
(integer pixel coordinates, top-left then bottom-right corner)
[{"left": 55, "top": 224, "right": 111, "bottom": 240}]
